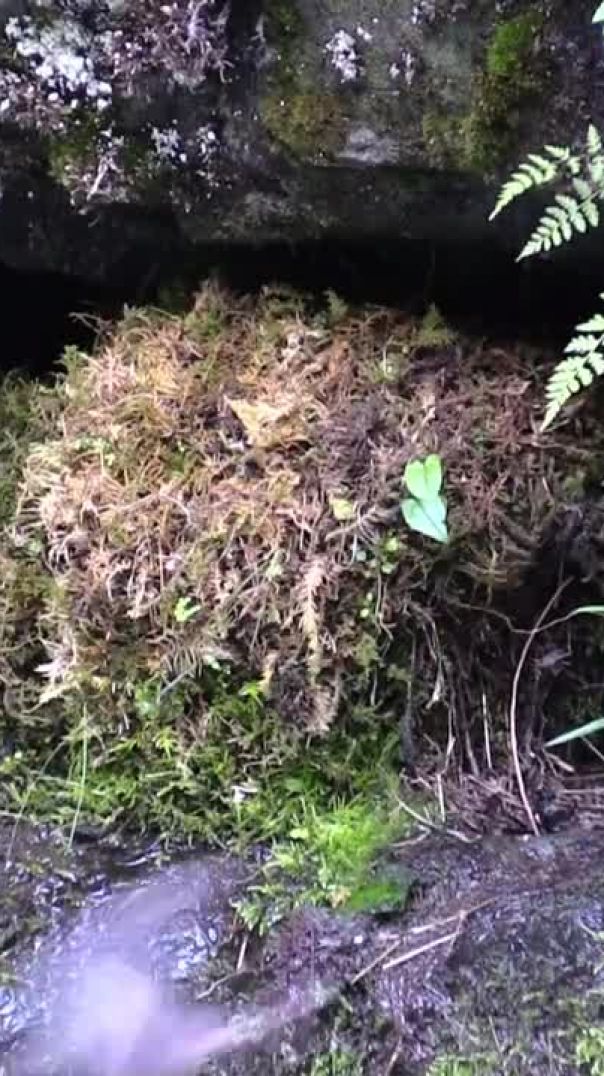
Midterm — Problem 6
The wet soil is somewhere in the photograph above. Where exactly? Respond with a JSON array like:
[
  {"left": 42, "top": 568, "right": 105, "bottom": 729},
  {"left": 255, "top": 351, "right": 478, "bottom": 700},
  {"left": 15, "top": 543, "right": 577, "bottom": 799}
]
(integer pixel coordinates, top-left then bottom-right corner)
[{"left": 1, "top": 821, "right": 604, "bottom": 1074}]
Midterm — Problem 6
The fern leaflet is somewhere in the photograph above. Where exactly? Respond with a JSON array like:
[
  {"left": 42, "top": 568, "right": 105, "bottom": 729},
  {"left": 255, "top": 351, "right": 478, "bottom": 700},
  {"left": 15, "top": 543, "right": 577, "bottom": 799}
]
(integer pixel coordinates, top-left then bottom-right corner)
[
  {"left": 542, "top": 299, "right": 604, "bottom": 429},
  {"left": 587, "top": 123, "right": 604, "bottom": 186},
  {"left": 489, "top": 145, "right": 577, "bottom": 220},
  {"left": 518, "top": 189, "right": 600, "bottom": 260}
]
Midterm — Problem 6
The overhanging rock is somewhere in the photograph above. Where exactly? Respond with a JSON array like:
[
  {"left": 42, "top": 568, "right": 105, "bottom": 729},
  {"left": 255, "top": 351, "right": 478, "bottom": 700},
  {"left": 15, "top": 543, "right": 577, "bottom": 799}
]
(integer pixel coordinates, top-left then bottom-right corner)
[{"left": 0, "top": 0, "right": 600, "bottom": 284}]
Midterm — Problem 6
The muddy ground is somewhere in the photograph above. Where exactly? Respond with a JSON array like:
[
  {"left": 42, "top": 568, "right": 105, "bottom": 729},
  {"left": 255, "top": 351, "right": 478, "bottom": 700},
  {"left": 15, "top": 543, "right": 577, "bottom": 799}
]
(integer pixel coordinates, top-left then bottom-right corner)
[{"left": 1, "top": 821, "right": 604, "bottom": 1075}]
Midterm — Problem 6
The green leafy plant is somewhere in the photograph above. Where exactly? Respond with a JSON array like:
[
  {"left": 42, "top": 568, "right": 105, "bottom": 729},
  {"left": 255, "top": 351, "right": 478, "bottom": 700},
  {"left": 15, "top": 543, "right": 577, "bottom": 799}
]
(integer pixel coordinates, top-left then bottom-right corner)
[
  {"left": 173, "top": 596, "right": 202, "bottom": 624},
  {"left": 411, "top": 303, "right": 456, "bottom": 350},
  {"left": 235, "top": 796, "right": 411, "bottom": 934},
  {"left": 426, "top": 1060, "right": 494, "bottom": 1076},
  {"left": 401, "top": 454, "right": 449, "bottom": 544},
  {"left": 309, "top": 1048, "right": 363, "bottom": 1075},
  {"left": 490, "top": 6, "right": 604, "bottom": 429}
]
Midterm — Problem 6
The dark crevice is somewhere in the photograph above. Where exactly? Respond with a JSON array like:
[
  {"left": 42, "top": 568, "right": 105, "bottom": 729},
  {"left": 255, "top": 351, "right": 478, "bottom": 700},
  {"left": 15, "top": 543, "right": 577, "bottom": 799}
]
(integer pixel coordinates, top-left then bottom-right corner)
[{"left": 2, "top": 236, "right": 604, "bottom": 374}]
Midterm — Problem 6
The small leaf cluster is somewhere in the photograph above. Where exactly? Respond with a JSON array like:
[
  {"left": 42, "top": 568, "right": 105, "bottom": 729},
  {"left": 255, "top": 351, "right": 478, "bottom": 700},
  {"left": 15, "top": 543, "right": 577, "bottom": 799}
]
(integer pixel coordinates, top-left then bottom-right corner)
[{"left": 401, "top": 454, "right": 449, "bottom": 544}]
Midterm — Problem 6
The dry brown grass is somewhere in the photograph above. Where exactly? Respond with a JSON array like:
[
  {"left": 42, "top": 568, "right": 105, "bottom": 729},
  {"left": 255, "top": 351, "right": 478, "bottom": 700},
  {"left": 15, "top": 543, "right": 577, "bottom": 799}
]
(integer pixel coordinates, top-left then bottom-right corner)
[{"left": 2, "top": 285, "right": 593, "bottom": 750}]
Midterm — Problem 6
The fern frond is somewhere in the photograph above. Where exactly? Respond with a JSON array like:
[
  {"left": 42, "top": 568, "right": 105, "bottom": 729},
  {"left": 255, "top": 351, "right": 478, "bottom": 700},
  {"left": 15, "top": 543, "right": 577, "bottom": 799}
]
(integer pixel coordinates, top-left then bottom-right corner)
[
  {"left": 489, "top": 145, "right": 577, "bottom": 220},
  {"left": 542, "top": 300, "right": 604, "bottom": 429},
  {"left": 518, "top": 188, "right": 600, "bottom": 260},
  {"left": 586, "top": 123, "right": 604, "bottom": 192},
  {"left": 587, "top": 124, "right": 602, "bottom": 158}
]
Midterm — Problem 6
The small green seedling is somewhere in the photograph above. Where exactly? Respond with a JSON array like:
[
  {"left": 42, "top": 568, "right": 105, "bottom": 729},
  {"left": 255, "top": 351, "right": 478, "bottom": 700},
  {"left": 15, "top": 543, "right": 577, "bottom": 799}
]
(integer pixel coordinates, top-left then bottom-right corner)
[
  {"left": 329, "top": 496, "right": 356, "bottom": 521},
  {"left": 173, "top": 596, "right": 201, "bottom": 624},
  {"left": 401, "top": 454, "right": 449, "bottom": 544}
]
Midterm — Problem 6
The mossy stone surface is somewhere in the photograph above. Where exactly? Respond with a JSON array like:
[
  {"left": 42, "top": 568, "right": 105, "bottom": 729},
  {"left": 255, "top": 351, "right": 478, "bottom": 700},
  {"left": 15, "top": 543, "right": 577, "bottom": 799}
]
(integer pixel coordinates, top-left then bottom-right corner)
[
  {"left": 257, "top": 0, "right": 552, "bottom": 177},
  {"left": 423, "top": 7, "right": 548, "bottom": 173},
  {"left": 0, "top": 0, "right": 598, "bottom": 274}
]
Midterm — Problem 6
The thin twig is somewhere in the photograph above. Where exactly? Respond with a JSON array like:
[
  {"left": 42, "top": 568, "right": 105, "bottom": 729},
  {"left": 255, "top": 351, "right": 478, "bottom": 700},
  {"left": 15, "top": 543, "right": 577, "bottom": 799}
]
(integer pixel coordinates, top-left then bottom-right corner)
[
  {"left": 508, "top": 581, "right": 569, "bottom": 837},
  {"left": 395, "top": 796, "right": 438, "bottom": 832},
  {"left": 350, "top": 938, "right": 406, "bottom": 985},
  {"left": 584, "top": 738, "right": 604, "bottom": 765},
  {"left": 482, "top": 691, "right": 492, "bottom": 771},
  {"left": 384, "top": 897, "right": 495, "bottom": 972},
  {"left": 454, "top": 596, "right": 599, "bottom": 642},
  {"left": 384, "top": 1041, "right": 403, "bottom": 1075},
  {"left": 236, "top": 933, "right": 248, "bottom": 972},
  {"left": 394, "top": 795, "right": 473, "bottom": 844},
  {"left": 400, "top": 635, "right": 416, "bottom": 768},
  {"left": 196, "top": 970, "right": 244, "bottom": 1001},
  {"left": 383, "top": 930, "right": 457, "bottom": 971},
  {"left": 352, "top": 907, "right": 476, "bottom": 985},
  {"left": 436, "top": 773, "right": 446, "bottom": 822},
  {"left": 406, "top": 911, "right": 466, "bottom": 936}
]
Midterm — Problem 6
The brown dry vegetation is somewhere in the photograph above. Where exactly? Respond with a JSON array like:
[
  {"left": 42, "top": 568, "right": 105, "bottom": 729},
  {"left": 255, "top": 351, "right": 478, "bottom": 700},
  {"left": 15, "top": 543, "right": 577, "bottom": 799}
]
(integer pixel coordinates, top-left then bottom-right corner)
[{"left": 1, "top": 285, "right": 603, "bottom": 837}]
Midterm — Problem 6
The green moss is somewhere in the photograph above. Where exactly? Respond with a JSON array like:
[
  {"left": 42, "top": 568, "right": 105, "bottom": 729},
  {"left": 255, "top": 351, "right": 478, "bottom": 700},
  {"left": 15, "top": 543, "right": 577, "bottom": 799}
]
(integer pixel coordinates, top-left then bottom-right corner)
[
  {"left": 464, "top": 10, "right": 545, "bottom": 173},
  {"left": 235, "top": 786, "right": 413, "bottom": 933},
  {"left": 576, "top": 1026, "right": 604, "bottom": 1074},
  {"left": 0, "top": 374, "right": 48, "bottom": 530},
  {"left": 343, "top": 875, "right": 410, "bottom": 914},
  {"left": 259, "top": 0, "right": 346, "bottom": 158},
  {"left": 422, "top": 110, "right": 465, "bottom": 169},
  {"left": 486, "top": 12, "right": 542, "bottom": 80},
  {"left": 423, "top": 10, "right": 546, "bottom": 174},
  {"left": 263, "top": 0, "right": 305, "bottom": 44},
  {"left": 47, "top": 116, "right": 156, "bottom": 196},
  {"left": 426, "top": 1060, "right": 495, "bottom": 1076},
  {"left": 183, "top": 306, "right": 225, "bottom": 342},
  {"left": 47, "top": 115, "right": 104, "bottom": 186},
  {"left": 261, "top": 90, "right": 346, "bottom": 158},
  {"left": 0, "top": 654, "right": 405, "bottom": 854},
  {"left": 260, "top": 0, "right": 306, "bottom": 109},
  {"left": 308, "top": 1049, "right": 363, "bottom": 1076}
]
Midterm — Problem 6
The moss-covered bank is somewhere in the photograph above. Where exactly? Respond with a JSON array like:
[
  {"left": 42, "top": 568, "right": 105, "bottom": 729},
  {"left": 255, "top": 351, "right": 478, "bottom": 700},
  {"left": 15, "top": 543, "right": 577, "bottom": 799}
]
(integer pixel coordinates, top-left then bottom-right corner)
[{"left": 1, "top": 285, "right": 604, "bottom": 854}]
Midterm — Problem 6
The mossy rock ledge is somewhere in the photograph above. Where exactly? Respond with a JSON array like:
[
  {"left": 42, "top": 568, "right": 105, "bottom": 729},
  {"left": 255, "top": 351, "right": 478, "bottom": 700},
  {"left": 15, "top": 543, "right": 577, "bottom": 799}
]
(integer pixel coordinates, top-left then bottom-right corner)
[{"left": 0, "top": 0, "right": 600, "bottom": 280}]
